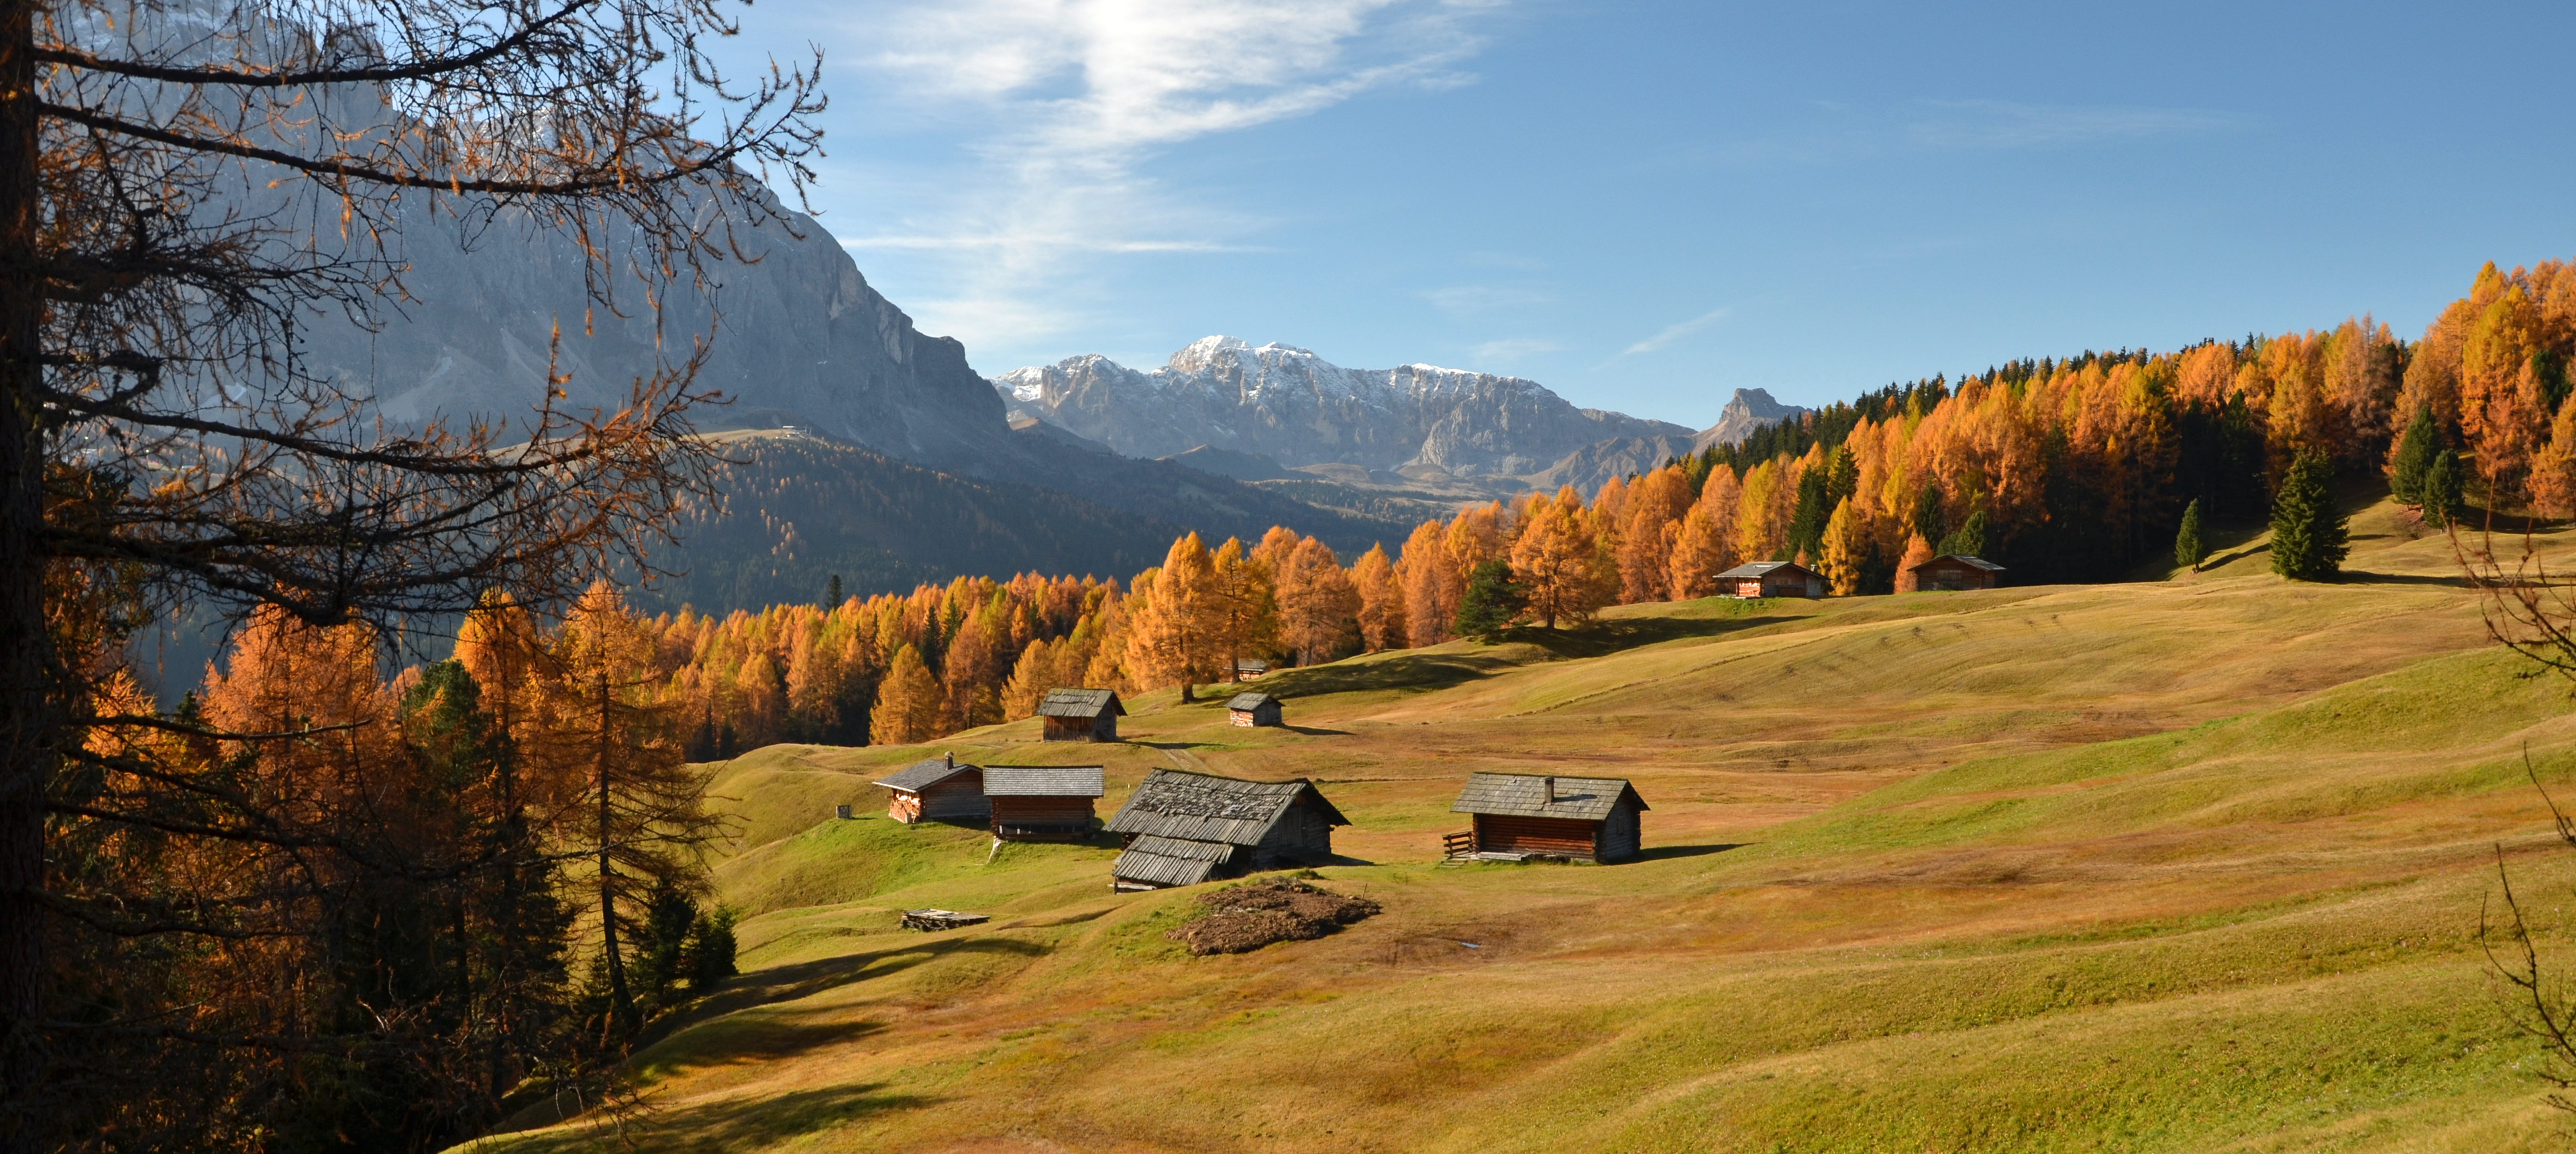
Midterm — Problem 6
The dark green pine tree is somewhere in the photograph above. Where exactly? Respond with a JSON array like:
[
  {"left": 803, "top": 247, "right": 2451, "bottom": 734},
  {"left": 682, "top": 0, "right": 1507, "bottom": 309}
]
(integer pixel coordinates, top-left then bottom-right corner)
[
  {"left": 2390, "top": 407, "right": 2442, "bottom": 503},
  {"left": 2421, "top": 449, "right": 2465, "bottom": 529},
  {"left": 1935, "top": 509, "right": 1988, "bottom": 558},
  {"left": 826, "top": 573, "right": 844, "bottom": 607},
  {"left": 1453, "top": 560, "right": 1525, "bottom": 643},
  {"left": 2174, "top": 499, "right": 2206, "bottom": 572},
  {"left": 2269, "top": 448, "right": 2349, "bottom": 581}
]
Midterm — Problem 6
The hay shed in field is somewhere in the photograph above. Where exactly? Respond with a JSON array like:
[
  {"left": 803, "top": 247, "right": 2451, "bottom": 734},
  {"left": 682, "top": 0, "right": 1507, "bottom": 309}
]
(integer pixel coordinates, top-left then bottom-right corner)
[
  {"left": 1898, "top": 554, "right": 2004, "bottom": 592},
  {"left": 982, "top": 764, "right": 1106, "bottom": 841},
  {"left": 1104, "top": 769, "right": 1349, "bottom": 891},
  {"left": 1225, "top": 692, "right": 1283, "bottom": 728},
  {"left": 1447, "top": 772, "right": 1648, "bottom": 863},
  {"left": 1232, "top": 658, "right": 1271, "bottom": 680},
  {"left": 1713, "top": 560, "right": 1826, "bottom": 599},
  {"left": 873, "top": 754, "right": 988, "bottom": 825},
  {"left": 1038, "top": 688, "right": 1124, "bottom": 742}
]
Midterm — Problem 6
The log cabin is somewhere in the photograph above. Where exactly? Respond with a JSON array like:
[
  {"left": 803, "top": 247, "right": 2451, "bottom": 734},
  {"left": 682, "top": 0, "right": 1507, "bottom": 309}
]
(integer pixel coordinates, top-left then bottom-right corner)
[
  {"left": 1232, "top": 658, "right": 1271, "bottom": 680},
  {"left": 1225, "top": 692, "right": 1283, "bottom": 728},
  {"left": 982, "top": 764, "right": 1106, "bottom": 841},
  {"left": 1037, "top": 687, "right": 1124, "bottom": 742},
  {"left": 1448, "top": 772, "right": 1648, "bottom": 863},
  {"left": 1898, "top": 554, "right": 2004, "bottom": 592},
  {"left": 1712, "top": 560, "right": 1827, "bottom": 598},
  {"left": 873, "top": 754, "right": 989, "bottom": 825},
  {"left": 1104, "top": 769, "right": 1349, "bottom": 890}
]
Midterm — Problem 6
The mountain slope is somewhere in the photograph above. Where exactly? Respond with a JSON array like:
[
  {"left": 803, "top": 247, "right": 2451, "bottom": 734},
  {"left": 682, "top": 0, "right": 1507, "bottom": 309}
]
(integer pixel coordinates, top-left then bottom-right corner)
[
  {"left": 481, "top": 499, "right": 2576, "bottom": 1153},
  {"left": 1694, "top": 386, "right": 1809, "bottom": 448},
  {"left": 995, "top": 337, "right": 1694, "bottom": 483}
]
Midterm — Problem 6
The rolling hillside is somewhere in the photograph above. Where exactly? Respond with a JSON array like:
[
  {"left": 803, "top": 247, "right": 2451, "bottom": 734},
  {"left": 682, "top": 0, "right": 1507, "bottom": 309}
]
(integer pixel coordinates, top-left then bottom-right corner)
[{"left": 485, "top": 497, "right": 2576, "bottom": 1153}]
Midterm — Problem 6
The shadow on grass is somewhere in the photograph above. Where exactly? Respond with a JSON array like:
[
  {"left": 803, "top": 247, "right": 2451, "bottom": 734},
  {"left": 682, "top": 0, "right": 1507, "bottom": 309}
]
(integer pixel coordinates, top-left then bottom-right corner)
[
  {"left": 2336, "top": 570, "right": 2476, "bottom": 588},
  {"left": 1261, "top": 651, "right": 1516, "bottom": 698},
  {"left": 1496, "top": 610, "right": 1791, "bottom": 660},
  {"left": 1284, "top": 725, "right": 1352, "bottom": 736},
  {"left": 657, "top": 936, "right": 1051, "bottom": 1044},
  {"left": 508, "top": 1082, "right": 934, "bottom": 1150},
  {"left": 1638, "top": 843, "right": 1744, "bottom": 861}
]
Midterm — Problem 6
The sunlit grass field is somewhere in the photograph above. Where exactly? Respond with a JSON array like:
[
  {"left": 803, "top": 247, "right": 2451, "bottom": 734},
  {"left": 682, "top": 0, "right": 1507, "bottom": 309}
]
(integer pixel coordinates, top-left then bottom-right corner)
[{"left": 473, "top": 500, "right": 2576, "bottom": 1153}]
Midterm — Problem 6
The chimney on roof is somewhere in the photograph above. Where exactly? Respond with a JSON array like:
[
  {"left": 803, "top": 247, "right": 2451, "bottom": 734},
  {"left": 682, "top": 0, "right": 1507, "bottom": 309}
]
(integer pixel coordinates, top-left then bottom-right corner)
[
  {"left": 1543, "top": 776, "right": 1556, "bottom": 803},
  {"left": 945, "top": 751, "right": 953, "bottom": 770}
]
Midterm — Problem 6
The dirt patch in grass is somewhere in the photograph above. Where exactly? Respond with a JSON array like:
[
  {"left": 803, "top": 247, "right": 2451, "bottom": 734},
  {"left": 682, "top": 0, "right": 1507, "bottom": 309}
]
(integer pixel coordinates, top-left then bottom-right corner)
[{"left": 1167, "top": 878, "right": 1383, "bottom": 955}]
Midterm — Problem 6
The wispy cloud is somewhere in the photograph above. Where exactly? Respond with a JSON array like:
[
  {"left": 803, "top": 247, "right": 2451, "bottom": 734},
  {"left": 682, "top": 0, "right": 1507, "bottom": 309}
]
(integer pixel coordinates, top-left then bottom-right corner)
[
  {"left": 1907, "top": 99, "right": 2233, "bottom": 150},
  {"left": 1426, "top": 284, "right": 1554, "bottom": 314},
  {"left": 1470, "top": 337, "right": 1563, "bottom": 362},
  {"left": 1620, "top": 307, "right": 1730, "bottom": 356},
  {"left": 830, "top": 0, "right": 1499, "bottom": 350}
]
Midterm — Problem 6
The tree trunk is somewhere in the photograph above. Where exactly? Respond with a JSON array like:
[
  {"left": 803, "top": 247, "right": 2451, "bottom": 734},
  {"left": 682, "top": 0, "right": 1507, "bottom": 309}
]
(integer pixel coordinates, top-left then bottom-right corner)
[
  {"left": 595, "top": 672, "right": 629, "bottom": 1042},
  {"left": 0, "top": 0, "right": 49, "bottom": 1145}
]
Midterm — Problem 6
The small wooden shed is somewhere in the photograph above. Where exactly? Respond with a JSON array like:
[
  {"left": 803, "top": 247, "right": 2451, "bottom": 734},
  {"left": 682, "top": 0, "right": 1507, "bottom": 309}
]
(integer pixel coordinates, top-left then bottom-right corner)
[
  {"left": 1448, "top": 772, "right": 1648, "bottom": 863},
  {"left": 873, "top": 754, "right": 988, "bottom": 825},
  {"left": 1104, "top": 769, "right": 1350, "bottom": 890},
  {"left": 1232, "top": 658, "right": 1271, "bottom": 681},
  {"left": 1898, "top": 554, "right": 2004, "bottom": 592},
  {"left": 983, "top": 764, "right": 1106, "bottom": 841},
  {"left": 1713, "top": 560, "right": 1827, "bottom": 599},
  {"left": 1038, "top": 688, "right": 1124, "bottom": 743},
  {"left": 1226, "top": 692, "right": 1283, "bottom": 728}
]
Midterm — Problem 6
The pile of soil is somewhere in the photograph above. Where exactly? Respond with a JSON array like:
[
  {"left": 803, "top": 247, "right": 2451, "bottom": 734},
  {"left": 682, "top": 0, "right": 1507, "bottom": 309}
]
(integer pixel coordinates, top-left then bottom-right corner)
[{"left": 1166, "top": 878, "right": 1382, "bottom": 956}]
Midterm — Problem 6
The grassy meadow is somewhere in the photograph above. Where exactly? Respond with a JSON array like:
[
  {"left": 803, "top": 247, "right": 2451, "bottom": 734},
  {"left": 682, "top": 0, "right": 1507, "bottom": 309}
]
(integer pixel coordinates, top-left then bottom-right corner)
[{"left": 475, "top": 499, "right": 2576, "bottom": 1153}]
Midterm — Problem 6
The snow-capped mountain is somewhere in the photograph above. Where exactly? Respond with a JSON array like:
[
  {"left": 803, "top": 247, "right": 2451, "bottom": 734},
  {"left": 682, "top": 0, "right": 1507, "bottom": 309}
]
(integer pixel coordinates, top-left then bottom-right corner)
[{"left": 994, "top": 337, "right": 1695, "bottom": 482}]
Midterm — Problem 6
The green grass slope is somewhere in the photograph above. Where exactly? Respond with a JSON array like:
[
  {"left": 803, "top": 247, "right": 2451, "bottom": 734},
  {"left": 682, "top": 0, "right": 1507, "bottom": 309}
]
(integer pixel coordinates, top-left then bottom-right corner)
[{"left": 481, "top": 499, "right": 2576, "bottom": 1153}]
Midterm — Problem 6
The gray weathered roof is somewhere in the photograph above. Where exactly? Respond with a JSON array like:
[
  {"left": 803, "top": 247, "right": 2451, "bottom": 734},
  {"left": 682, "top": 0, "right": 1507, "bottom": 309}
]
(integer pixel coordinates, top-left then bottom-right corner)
[
  {"left": 1921, "top": 554, "right": 2005, "bottom": 572},
  {"left": 873, "top": 756, "right": 979, "bottom": 793},
  {"left": 1448, "top": 772, "right": 1648, "bottom": 822},
  {"left": 1038, "top": 688, "right": 1124, "bottom": 719},
  {"left": 981, "top": 764, "right": 1106, "bottom": 798},
  {"left": 1713, "top": 560, "right": 1815, "bottom": 580},
  {"left": 1111, "top": 835, "right": 1233, "bottom": 887},
  {"left": 1225, "top": 692, "right": 1280, "bottom": 711},
  {"left": 1103, "top": 768, "right": 1350, "bottom": 845}
]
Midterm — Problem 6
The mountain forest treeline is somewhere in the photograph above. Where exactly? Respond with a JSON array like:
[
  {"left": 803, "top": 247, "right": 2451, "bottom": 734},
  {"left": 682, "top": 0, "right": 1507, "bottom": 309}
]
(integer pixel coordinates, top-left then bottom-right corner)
[{"left": 624, "top": 258, "right": 2576, "bottom": 751}]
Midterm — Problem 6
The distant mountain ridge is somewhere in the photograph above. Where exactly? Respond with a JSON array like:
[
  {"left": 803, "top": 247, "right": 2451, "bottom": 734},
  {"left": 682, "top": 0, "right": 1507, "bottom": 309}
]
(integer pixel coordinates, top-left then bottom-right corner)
[
  {"left": 1696, "top": 388, "right": 1810, "bottom": 449},
  {"left": 994, "top": 337, "right": 1696, "bottom": 485}
]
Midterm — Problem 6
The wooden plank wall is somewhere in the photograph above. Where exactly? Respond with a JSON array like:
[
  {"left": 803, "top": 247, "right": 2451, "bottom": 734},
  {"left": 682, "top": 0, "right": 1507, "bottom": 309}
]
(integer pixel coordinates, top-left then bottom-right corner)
[
  {"left": 1474, "top": 814, "right": 1600, "bottom": 858},
  {"left": 1597, "top": 802, "right": 1641, "bottom": 861},
  {"left": 919, "top": 778, "right": 990, "bottom": 821},
  {"left": 991, "top": 796, "right": 1095, "bottom": 835}
]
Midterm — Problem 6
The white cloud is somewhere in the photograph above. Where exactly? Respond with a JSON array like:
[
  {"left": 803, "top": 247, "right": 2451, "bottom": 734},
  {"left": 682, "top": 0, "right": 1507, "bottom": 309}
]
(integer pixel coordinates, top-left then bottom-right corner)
[
  {"left": 1426, "top": 284, "right": 1554, "bottom": 314},
  {"left": 828, "top": 0, "right": 1497, "bottom": 348},
  {"left": 1620, "top": 307, "right": 1730, "bottom": 356}
]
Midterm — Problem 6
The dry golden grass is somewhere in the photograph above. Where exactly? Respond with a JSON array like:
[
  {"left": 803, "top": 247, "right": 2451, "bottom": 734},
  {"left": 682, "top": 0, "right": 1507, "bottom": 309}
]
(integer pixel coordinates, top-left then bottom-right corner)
[{"left": 475, "top": 502, "right": 2576, "bottom": 1153}]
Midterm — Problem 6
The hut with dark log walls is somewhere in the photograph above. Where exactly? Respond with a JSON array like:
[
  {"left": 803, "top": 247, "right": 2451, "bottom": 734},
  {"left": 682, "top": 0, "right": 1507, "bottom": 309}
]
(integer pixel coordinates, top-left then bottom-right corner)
[
  {"left": 873, "top": 754, "right": 988, "bottom": 825},
  {"left": 1450, "top": 772, "right": 1648, "bottom": 863},
  {"left": 983, "top": 765, "right": 1106, "bottom": 841},
  {"left": 1712, "top": 560, "right": 1826, "bottom": 598},
  {"left": 1104, "top": 769, "right": 1349, "bottom": 890},
  {"left": 1038, "top": 688, "right": 1124, "bottom": 743},
  {"left": 1226, "top": 692, "right": 1283, "bottom": 728},
  {"left": 1898, "top": 554, "right": 2004, "bottom": 593}
]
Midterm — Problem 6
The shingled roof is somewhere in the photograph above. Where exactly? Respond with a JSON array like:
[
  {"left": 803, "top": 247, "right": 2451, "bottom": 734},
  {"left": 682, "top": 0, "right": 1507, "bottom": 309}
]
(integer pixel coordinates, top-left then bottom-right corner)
[
  {"left": 1038, "top": 688, "right": 1124, "bottom": 719},
  {"left": 1921, "top": 554, "right": 2004, "bottom": 572},
  {"left": 873, "top": 755, "right": 978, "bottom": 793},
  {"left": 1224, "top": 692, "right": 1279, "bottom": 711},
  {"left": 1449, "top": 772, "right": 1648, "bottom": 823},
  {"left": 981, "top": 765, "right": 1106, "bottom": 797},
  {"left": 1110, "top": 834, "right": 1236, "bottom": 888},
  {"left": 1713, "top": 560, "right": 1817, "bottom": 580},
  {"left": 1104, "top": 768, "right": 1349, "bottom": 845}
]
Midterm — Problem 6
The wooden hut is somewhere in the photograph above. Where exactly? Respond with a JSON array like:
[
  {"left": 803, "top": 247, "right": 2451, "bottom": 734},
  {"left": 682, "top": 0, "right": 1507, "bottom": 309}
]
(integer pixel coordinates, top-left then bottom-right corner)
[
  {"left": 1446, "top": 772, "right": 1648, "bottom": 863},
  {"left": 1713, "top": 560, "right": 1826, "bottom": 598},
  {"left": 873, "top": 754, "right": 988, "bottom": 825},
  {"left": 1232, "top": 658, "right": 1271, "bottom": 680},
  {"left": 1225, "top": 692, "right": 1283, "bottom": 728},
  {"left": 982, "top": 765, "right": 1106, "bottom": 841},
  {"left": 1038, "top": 688, "right": 1124, "bottom": 742},
  {"left": 1898, "top": 554, "right": 2004, "bottom": 592},
  {"left": 1104, "top": 769, "right": 1350, "bottom": 890}
]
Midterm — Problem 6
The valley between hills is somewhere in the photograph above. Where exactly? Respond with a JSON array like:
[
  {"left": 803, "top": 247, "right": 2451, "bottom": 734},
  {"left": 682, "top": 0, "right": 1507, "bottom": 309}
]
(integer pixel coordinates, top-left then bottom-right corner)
[{"left": 477, "top": 498, "right": 2576, "bottom": 1153}]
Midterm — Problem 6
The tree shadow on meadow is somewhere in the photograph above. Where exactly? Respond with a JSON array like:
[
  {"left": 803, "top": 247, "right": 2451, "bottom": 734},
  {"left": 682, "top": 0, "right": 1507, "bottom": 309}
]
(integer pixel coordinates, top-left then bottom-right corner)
[
  {"left": 647, "top": 936, "right": 1051, "bottom": 1050},
  {"left": 1261, "top": 651, "right": 1516, "bottom": 697},
  {"left": 1499, "top": 610, "right": 1783, "bottom": 660},
  {"left": 507, "top": 1082, "right": 936, "bottom": 1151},
  {"left": 1637, "top": 843, "right": 1743, "bottom": 862}
]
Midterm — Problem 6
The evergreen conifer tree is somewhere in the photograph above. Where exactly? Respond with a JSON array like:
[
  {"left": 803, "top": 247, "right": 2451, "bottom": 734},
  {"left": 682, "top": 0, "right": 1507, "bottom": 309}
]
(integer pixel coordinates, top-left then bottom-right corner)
[
  {"left": 1454, "top": 561, "right": 1524, "bottom": 642},
  {"left": 1935, "top": 509, "right": 1988, "bottom": 558},
  {"left": 2422, "top": 449, "right": 2466, "bottom": 529},
  {"left": 2392, "top": 407, "right": 2441, "bottom": 503},
  {"left": 826, "top": 574, "right": 843, "bottom": 607},
  {"left": 2175, "top": 499, "right": 2206, "bottom": 572},
  {"left": 2269, "top": 448, "right": 2349, "bottom": 581}
]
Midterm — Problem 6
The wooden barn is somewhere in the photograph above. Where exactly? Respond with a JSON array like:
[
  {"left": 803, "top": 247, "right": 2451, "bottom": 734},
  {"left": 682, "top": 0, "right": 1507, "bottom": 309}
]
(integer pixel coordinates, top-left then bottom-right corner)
[
  {"left": 1898, "top": 554, "right": 2004, "bottom": 592},
  {"left": 873, "top": 754, "right": 988, "bottom": 825},
  {"left": 1225, "top": 692, "right": 1283, "bottom": 727},
  {"left": 1447, "top": 772, "right": 1648, "bottom": 863},
  {"left": 1232, "top": 658, "right": 1271, "bottom": 680},
  {"left": 1713, "top": 560, "right": 1826, "bottom": 598},
  {"left": 1104, "top": 769, "right": 1349, "bottom": 890},
  {"left": 1038, "top": 688, "right": 1124, "bottom": 742},
  {"left": 982, "top": 765, "right": 1106, "bottom": 841}
]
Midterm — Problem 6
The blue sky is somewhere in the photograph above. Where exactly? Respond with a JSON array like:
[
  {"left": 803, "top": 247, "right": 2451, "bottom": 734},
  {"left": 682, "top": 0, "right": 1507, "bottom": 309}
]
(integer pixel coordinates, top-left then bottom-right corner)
[{"left": 731, "top": 1, "right": 2576, "bottom": 428}]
